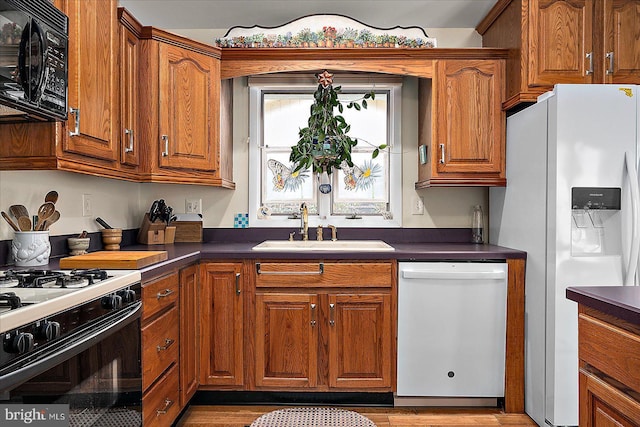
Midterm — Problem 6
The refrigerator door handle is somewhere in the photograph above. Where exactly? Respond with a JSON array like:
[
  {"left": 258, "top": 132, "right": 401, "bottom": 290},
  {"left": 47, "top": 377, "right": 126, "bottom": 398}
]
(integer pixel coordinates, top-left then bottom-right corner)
[{"left": 624, "top": 152, "right": 640, "bottom": 286}]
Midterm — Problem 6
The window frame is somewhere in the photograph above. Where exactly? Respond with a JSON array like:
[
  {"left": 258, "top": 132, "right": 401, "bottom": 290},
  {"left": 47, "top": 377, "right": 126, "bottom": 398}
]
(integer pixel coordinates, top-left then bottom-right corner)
[{"left": 248, "top": 74, "right": 402, "bottom": 228}]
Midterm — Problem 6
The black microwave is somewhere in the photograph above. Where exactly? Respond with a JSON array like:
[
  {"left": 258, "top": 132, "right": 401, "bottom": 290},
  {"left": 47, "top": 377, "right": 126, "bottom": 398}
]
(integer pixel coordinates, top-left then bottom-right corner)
[{"left": 0, "top": 0, "right": 68, "bottom": 122}]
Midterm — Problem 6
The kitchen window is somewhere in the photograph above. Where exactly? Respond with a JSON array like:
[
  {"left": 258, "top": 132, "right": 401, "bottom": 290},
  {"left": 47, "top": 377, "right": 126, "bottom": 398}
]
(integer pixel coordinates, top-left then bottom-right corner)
[{"left": 248, "top": 74, "right": 402, "bottom": 228}]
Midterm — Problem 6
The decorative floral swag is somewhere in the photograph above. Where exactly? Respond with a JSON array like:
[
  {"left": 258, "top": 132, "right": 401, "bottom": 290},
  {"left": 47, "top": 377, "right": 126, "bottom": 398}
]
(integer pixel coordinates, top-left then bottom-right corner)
[{"left": 216, "top": 26, "right": 436, "bottom": 49}]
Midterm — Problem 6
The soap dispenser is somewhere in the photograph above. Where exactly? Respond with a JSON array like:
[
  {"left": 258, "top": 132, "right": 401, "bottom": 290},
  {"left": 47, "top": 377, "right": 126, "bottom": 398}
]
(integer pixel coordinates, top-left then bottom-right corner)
[{"left": 471, "top": 205, "right": 484, "bottom": 244}]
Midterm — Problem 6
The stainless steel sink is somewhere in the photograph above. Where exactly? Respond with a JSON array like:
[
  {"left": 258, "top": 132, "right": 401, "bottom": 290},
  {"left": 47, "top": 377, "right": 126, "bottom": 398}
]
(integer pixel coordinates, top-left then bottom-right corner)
[{"left": 251, "top": 240, "right": 395, "bottom": 252}]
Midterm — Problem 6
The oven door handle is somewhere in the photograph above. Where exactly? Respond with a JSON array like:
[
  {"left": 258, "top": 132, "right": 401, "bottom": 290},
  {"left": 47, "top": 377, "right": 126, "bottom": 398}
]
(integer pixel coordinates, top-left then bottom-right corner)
[{"left": 0, "top": 302, "right": 142, "bottom": 393}]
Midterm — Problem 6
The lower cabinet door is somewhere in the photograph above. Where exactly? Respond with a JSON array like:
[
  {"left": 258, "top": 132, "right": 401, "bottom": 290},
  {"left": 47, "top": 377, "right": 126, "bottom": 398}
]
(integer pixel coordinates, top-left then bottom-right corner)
[
  {"left": 328, "top": 293, "right": 392, "bottom": 389},
  {"left": 199, "top": 263, "right": 244, "bottom": 386},
  {"left": 255, "top": 293, "right": 318, "bottom": 388},
  {"left": 580, "top": 369, "right": 640, "bottom": 427}
]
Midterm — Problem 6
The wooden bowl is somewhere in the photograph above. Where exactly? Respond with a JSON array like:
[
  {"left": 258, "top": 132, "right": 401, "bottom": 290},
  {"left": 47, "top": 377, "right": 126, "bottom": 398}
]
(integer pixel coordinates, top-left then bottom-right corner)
[{"left": 101, "top": 229, "right": 122, "bottom": 251}]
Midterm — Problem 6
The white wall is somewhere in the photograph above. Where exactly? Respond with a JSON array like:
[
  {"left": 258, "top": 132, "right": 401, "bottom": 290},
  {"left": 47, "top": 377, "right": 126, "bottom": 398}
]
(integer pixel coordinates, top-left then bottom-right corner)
[{"left": 0, "top": 28, "right": 487, "bottom": 241}]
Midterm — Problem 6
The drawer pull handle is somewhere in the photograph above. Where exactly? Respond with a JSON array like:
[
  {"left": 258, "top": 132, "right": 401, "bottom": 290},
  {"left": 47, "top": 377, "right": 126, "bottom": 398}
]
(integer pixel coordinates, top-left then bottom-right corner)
[
  {"left": 255, "top": 262, "right": 324, "bottom": 275},
  {"left": 235, "top": 272, "right": 241, "bottom": 295},
  {"left": 586, "top": 52, "right": 593, "bottom": 75},
  {"left": 606, "top": 51, "right": 614, "bottom": 75},
  {"left": 69, "top": 107, "right": 80, "bottom": 137},
  {"left": 161, "top": 135, "right": 169, "bottom": 157},
  {"left": 156, "top": 398, "right": 174, "bottom": 415},
  {"left": 124, "top": 128, "right": 134, "bottom": 153},
  {"left": 310, "top": 303, "right": 317, "bottom": 327},
  {"left": 329, "top": 303, "right": 335, "bottom": 326},
  {"left": 156, "top": 289, "right": 174, "bottom": 299},
  {"left": 157, "top": 338, "right": 175, "bottom": 351},
  {"left": 439, "top": 144, "right": 445, "bottom": 164}
]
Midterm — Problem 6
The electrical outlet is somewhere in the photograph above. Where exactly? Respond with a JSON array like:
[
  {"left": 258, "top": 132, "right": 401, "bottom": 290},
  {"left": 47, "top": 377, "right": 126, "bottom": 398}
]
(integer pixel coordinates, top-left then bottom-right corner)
[
  {"left": 185, "top": 198, "right": 202, "bottom": 214},
  {"left": 82, "top": 194, "right": 93, "bottom": 217},
  {"left": 411, "top": 196, "right": 424, "bottom": 215}
]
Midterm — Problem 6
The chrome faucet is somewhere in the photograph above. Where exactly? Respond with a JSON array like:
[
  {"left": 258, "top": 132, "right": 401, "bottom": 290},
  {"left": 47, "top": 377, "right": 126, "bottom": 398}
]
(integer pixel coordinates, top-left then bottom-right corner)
[{"left": 300, "top": 202, "right": 309, "bottom": 241}]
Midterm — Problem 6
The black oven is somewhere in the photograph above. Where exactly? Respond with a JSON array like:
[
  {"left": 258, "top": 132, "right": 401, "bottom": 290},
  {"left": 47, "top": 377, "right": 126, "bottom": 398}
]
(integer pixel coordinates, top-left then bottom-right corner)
[
  {"left": 0, "top": 0, "right": 68, "bottom": 122},
  {"left": 0, "top": 272, "right": 142, "bottom": 426}
]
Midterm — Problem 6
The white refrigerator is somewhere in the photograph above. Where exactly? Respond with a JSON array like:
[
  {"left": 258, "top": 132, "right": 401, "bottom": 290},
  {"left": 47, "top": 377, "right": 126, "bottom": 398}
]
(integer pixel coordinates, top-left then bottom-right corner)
[{"left": 489, "top": 84, "right": 640, "bottom": 427}]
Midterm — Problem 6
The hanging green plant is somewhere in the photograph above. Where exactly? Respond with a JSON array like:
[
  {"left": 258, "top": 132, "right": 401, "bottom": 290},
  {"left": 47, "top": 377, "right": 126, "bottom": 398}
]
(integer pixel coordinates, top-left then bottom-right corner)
[{"left": 289, "top": 70, "right": 387, "bottom": 175}]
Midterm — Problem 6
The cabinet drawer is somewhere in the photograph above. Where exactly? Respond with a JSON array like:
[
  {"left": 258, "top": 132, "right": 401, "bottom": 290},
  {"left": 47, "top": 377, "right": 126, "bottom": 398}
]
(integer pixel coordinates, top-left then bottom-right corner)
[
  {"left": 142, "top": 306, "right": 179, "bottom": 391},
  {"left": 143, "top": 363, "right": 180, "bottom": 427},
  {"left": 579, "top": 313, "right": 640, "bottom": 392},
  {"left": 143, "top": 272, "right": 179, "bottom": 319},
  {"left": 255, "top": 262, "right": 392, "bottom": 288}
]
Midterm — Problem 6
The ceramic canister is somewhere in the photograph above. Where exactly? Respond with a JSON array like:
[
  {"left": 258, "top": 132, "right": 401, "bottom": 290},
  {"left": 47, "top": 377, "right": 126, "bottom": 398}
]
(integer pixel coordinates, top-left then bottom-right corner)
[{"left": 12, "top": 231, "right": 51, "bottom": 267}]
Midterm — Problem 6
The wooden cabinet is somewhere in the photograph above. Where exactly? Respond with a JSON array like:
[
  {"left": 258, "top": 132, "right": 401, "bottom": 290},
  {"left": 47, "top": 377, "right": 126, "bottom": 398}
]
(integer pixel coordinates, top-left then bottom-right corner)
[
  {"left": 118, "top": 8, "right": 142, "bottom": 169},
  {"left": 328, "top": 293, "right": 392, "bottom": 389},
  {"left": 179, "top": 264, "right": 199, "bottom": 406},
  {"left": 478, "top": 0, "right": 640, "bottom": 109},
  {"left": 416, "top": 59, "right": 506, "bottom": 187},
  {"left": 0, "top": 0, "right": 137, "bottom": 180},
  {"left": 62, "top": 0, "right": 119, "bottom": 163},
  {"left": 199, "top": 262, "right": 244, "bottom": 387},
  {"left": 577, "top": 306, "right": 640, "bottom": 426},
  {"left": 141, "top": 271, "right": 180, "bottom": 426},
  {"left": 255, "top": 292, "right": 318, "bottom": 388},
  {"left": 137, "top": 28, "right": 234, "bottom": 188},
  {"left": 602, "top": 0, "right": 640, "bottom": 84},
  {"left": 251, "top": 261, "right": 395, "bottom": 391}
]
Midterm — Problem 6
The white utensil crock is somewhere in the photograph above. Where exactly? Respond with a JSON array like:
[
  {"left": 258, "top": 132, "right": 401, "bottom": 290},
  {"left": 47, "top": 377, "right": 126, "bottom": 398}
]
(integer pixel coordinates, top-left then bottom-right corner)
[{"left": 12, "top": 231, "right": 51, "bottom": 267}]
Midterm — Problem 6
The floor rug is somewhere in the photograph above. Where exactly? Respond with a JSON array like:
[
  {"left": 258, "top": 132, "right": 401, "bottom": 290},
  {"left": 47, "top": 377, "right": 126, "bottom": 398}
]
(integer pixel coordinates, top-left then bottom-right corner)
[{"left": 249, "top": 407, "right": 376, "bottom": 427}]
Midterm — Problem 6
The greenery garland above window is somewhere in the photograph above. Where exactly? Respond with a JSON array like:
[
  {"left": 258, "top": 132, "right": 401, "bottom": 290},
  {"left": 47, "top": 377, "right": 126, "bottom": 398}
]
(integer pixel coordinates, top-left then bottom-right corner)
[{"left": 289, "top": 70, "right": 387, "bottom": 176}]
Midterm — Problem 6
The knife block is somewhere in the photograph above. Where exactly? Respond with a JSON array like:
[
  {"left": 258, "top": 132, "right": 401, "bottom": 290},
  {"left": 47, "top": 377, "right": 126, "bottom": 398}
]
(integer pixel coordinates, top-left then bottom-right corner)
[{"left": 137, "top": 213, "right": 168, "bottom": 245}]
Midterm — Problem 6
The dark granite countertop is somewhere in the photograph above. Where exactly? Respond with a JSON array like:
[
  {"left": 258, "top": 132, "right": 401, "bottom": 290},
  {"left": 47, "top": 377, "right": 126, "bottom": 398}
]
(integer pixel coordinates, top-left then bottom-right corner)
[
  {"left": 1, "top": 228, "right": 526, "bottom": 281},
  {"left": 567, "top": 286, "right": 640, "bottom": 326}
]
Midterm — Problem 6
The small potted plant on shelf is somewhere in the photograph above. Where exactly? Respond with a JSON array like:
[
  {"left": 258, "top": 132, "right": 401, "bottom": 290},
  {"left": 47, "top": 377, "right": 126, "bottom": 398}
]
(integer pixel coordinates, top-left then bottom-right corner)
[{"left": 289, "top": 70, "right": 386, "bottom": 176}]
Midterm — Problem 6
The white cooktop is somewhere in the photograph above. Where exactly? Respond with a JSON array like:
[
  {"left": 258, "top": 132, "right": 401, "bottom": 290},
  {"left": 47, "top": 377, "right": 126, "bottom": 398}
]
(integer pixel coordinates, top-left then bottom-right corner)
[{"left": 0, "top": 270, "right": 141, "bottom": 333}]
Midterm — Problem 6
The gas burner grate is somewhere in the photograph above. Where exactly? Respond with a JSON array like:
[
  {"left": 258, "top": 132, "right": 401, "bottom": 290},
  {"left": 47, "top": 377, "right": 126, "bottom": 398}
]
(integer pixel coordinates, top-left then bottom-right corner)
[
  {"left": 0, "top": 292, "right": 22, "bottom": 310},
  {"left": 0, "top": 269, "right": 111, "bottom": 289}
]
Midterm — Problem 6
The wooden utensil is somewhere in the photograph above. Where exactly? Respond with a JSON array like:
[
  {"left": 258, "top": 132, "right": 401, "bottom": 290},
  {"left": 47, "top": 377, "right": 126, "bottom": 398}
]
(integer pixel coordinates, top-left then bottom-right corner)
[
  {"left": 9, "top": 204, "right": 29, "bottom": 221},
  {"left": 42, "top": 210, "right": 60, "bottom": 230},
  {"left": 1, "top": 211, "right": 19, "bottom": 231},
  {"left": 17, "top": 216, "right": 32, "bottom": 231},
  {"left": 45, "top": 190, "right": 59, "bottom": 204},
  {"left": 34, "top": 202, "right": 55, "bottom": 231}
]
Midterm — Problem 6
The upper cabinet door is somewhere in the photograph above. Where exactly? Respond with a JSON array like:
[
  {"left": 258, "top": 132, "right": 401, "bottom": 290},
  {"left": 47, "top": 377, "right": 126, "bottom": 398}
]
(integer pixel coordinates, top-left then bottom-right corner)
[
  {"left": 62, "top": 0, "right": 119, "bottom": 162},
  {"left": 158, "top": 44, "right": 219, "bottom": 171},
  {"left": 432, "top": 60, "right": 505, "bottom": 183},
  {"left": 605, "top": 0, "right": 640, "bottom": 83},
  {"left": 119, "top": 21, "right": 140, "bottom": 167},
  {"left": 529, "top": 0, "right": 594, "bottom": 85}
]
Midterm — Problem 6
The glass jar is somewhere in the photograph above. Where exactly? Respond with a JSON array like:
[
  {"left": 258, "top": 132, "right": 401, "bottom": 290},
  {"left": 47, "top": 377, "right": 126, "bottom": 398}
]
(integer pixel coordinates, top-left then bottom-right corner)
[{"left": 471, "top": 205, "right": 484, "bottom": 244}]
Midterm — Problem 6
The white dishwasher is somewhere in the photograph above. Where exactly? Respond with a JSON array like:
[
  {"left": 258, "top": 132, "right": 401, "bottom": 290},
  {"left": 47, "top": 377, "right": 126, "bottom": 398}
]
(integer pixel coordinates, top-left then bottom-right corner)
[{"left": 397, "top": 262, "right": 508, "bottom": 397}]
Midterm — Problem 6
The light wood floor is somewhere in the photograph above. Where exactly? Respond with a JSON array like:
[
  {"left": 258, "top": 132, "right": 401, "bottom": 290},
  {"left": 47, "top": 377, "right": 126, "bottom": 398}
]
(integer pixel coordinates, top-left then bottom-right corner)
[{"left": 176, "top": 405, "right": 538, "bottom": 426}]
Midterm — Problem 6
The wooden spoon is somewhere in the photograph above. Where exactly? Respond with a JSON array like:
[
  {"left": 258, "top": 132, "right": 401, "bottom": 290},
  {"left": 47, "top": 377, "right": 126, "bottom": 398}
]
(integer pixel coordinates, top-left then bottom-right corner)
[
  {"left": 1, "top": 211, "right": 19, "bottom": 231},
  {"left": 45, "top": 190, "right": 59, "bottom": 204},
  {"left": 17, "top": 216, "right": 32, "bottom": 232},
  {"left": 34, "top": 202, "right": 55, "bottom": 231},
  {"left": 43, "top": 210, "right": 60, "bottom": 230}
]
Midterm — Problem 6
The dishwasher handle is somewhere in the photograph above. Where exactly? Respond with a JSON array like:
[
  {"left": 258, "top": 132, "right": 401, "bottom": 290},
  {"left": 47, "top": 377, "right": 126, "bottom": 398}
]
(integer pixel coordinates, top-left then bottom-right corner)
[{"left": 401, "top": 270, "right": 506, "bottom": 280}]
